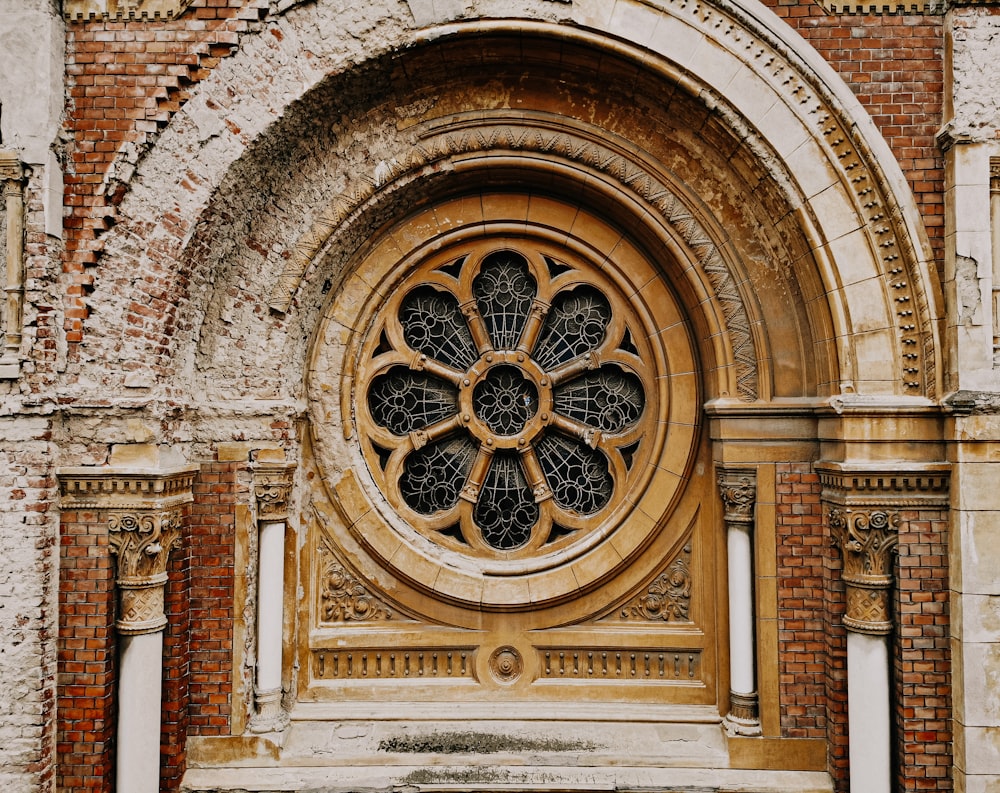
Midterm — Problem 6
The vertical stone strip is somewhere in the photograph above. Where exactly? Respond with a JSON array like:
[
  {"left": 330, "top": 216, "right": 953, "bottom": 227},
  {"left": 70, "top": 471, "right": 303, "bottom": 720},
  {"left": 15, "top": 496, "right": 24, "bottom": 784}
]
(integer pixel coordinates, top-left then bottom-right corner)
[
  {"left": 249, "top": 460, "right": 295, "bottom": 733},
  {"left": 818, "top": 463, "right": 949, "bottom": 793},
  {"left": 718, "top": 467, "right": 761, "bottom": 736},
  {"left": 0, "top": 152, "right": 25, "bottom": 377},
  {"left": 59, "top": 464, "right": 197, "bottom": 793},
  {"left": 991, "top": 157, "right": 1000, "bottom": 366}
]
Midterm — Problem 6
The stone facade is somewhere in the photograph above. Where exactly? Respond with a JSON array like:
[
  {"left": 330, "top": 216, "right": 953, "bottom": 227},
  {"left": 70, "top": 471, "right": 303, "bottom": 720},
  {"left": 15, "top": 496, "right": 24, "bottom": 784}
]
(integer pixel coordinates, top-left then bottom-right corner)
[{"left": 1, "top": 0, "right": 999, "bottom": 791}]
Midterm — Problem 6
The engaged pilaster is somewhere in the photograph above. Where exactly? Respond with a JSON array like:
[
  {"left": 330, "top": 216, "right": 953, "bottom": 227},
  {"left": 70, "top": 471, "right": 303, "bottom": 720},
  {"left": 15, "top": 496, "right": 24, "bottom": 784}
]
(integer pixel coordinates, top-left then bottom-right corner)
[
  {"left": 249, "top": 460, "right": 295, "bottom": 733},
  {"left": 718, "top": 466, "right": 761, "bottom": 736},
  {"left": 818, "top": 462, "right": 949, "bottom": 793},
  {"left": 59, "top": 463, "right": 197, "bottom": 793}
]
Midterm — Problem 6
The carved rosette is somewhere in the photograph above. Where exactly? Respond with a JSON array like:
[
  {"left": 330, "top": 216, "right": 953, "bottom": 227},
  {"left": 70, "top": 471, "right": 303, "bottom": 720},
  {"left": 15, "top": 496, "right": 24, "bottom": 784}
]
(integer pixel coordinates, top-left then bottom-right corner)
[
  {"left": 828, "top": 507, "right": 900, "bottom": 635},
  {"left": 59, "top": 465, "right": 198, "bottom": 636},
  {"left": 253, "top": 462, "right": 295, "bottom": 523},
  {"left": 717, "top": 469, "right": 756, "bottom": 526}
]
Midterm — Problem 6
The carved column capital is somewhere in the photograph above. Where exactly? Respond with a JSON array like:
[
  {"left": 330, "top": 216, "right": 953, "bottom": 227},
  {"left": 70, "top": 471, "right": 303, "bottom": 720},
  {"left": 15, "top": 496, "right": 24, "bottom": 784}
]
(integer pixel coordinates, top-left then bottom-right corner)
[
  {"left": 828, "top": 507, "right": 900, "bottom": 635},
  {"left": 252, "top": 462, "right": 295, "bottom": 523},
  {"left": 717, "top": 467, "right": 757, "bottom": 526},
  {"left": 817, "top": 461, "right": 948, "bottom": 635},
  {"left": 59, "top": 464, "right": 198, "bottom": 635}
]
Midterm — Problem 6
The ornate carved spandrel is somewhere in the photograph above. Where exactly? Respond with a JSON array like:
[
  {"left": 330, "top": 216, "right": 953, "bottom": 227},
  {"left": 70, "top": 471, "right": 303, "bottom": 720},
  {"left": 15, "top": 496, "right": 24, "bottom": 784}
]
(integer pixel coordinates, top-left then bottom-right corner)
[
  {"left": 615, "top": 542, "right": 692, "bottom": 623},
  {"left": 252, "top": 461, "right": 295, "bottom": 523},
  {"left": 320, "top": 556, "right": 393, "bottom": 623},
  {"left": 829, "top": 507, "right": 900, "bottom": 635}
]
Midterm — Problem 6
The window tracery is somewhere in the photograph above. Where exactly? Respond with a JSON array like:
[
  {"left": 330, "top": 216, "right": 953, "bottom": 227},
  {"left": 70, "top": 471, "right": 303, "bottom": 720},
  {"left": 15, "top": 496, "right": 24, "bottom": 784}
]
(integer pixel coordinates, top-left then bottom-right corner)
[{"left": 356, "top": 241, "right": 655, "bottom": 560}]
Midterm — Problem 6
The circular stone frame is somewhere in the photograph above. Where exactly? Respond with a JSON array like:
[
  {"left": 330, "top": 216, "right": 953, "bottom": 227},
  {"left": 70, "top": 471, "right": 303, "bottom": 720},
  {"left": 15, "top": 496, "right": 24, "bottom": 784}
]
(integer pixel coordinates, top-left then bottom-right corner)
[{"left": 309, "top": 195, "right": 700, "bottom": 610}]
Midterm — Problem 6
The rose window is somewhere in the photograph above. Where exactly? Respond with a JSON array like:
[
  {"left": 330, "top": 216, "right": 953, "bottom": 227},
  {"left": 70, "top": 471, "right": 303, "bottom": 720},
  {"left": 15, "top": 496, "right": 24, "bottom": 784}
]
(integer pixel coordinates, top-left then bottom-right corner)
[{"left": 356, "top": 242, "right": 654, "bottom": 560}]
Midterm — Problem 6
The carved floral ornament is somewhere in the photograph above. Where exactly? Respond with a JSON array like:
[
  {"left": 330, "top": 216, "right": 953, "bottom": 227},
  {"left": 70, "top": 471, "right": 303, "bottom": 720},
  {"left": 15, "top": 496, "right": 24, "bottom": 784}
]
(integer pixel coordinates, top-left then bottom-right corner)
[
  {"left": 253, "top": 462, "right": 295, "bottom": 523},
  {"left": 717, "top": 469, "right": 757, "bottom": 526},
  {"left": 829, "top": 507, "right": 900, "bottom": 635},
  {"left": 58, "top": 465, "right": 198, "bottom": 635}
]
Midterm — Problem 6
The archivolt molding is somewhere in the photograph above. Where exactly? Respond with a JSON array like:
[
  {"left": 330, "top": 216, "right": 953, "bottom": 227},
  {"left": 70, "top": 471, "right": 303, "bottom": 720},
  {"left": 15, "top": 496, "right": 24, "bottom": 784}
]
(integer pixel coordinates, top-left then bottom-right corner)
[{"left": 276, "top": 114, "right": 761, "bottom": 401}]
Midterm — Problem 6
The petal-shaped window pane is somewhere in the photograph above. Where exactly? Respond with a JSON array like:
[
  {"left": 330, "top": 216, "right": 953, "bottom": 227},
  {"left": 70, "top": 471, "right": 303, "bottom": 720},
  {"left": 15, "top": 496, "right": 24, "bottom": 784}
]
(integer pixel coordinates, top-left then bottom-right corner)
[
  {"left": 532, "top": 287, "right": 611, "bottom": 369},
  {"left": 535, "top": 434, "right": 613, "bottom": 515},
  {"left": 400, "top": 286, "right": 478, "bottom": 369},
  {"left": 400, "top": 436, "right": 478, "bottom": 515},
  {"left": 553, "top": 368, "right": 645, "bottom": 433},
  {"left": 368, "top": 368, "right": 458, "bottom": 435},
  {"left": 473, "top": 251, "right": 536, "bottom": 350},
  {"left": 474, "top": 453, "right": 538, "bottom": 550}
]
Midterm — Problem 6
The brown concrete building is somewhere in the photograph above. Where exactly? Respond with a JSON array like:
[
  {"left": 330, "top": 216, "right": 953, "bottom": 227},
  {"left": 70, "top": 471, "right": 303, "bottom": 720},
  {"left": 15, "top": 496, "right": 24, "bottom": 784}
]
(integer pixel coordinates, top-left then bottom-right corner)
[{"left": 0, "top": 0, "right": 998, "bottom": 790}]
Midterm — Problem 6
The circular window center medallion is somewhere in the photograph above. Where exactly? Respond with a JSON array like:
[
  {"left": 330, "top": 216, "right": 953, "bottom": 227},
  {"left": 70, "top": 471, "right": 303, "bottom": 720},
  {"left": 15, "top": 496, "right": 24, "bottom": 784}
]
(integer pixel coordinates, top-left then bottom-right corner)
[{"left": 473, "top": 365, "right": 538, "bottom": 436}]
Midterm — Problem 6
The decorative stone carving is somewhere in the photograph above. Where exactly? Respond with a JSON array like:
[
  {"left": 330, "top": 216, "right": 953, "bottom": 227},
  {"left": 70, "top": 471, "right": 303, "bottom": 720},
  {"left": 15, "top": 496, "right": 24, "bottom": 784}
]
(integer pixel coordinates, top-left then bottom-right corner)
[
  {"left": 488, "top": 646, "right": 523, "bottom": 684},
  {"left": 0, "top": 152, "right": 25, "bottom": 379},
  {"left": 991, "top": 157, "right": 1000, "bottom": 367},
  {"left": 828, "top": 508, "right": 900, "bottom": 635},
  {"left": 252, "top": 462, "right": 295, "bottom": 522},
  {"left": 539, "top": 648, "right": 701, "bottom": 682},
  {"left": 63, "top": 0, "right": 195, "bottom": 21},
  {"left": 817, "top": 461, "right": 949, "bottom": 635},
  {"left": 274, "top": 118, "right": 759, "bottom": 401},
  {"left": 618, "top": 543, "right": 692, "bottom": 622},
  {"left": 58, "top": 465, "right": 198, "bottom": 635},
  {"left": 717, "top": 470, "right": 756, "bottom": 525},
  {"left": 108, "top": 509, "right": 183, "bottom": 634},
  {"left": 320, "top": 558, "right": 392, "bottom": 623},
  {"left": 314, "top": 648, "right": 475, "bottom": 680}
]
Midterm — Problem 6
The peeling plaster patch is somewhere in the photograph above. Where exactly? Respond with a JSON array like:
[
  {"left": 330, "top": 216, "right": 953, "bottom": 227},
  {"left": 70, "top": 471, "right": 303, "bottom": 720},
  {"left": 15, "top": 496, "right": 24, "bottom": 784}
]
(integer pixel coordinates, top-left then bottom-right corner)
[{"left": 957, "top": 254, "right": 982, "bottom": 325}]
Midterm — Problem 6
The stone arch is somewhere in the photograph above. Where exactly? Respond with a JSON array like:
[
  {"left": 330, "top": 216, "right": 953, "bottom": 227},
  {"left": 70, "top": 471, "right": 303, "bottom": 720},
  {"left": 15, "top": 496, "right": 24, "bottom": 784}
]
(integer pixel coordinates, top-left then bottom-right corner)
[{"left": 82, "top": 0, "right": 941, "bottom": 404}]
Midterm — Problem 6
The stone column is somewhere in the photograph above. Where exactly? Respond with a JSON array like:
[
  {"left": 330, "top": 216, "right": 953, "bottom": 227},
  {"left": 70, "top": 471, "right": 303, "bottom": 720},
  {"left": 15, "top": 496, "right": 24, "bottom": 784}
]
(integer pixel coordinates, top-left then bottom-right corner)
[
  {"left": 249, "top": 461, "right": 295, "bottom": 733},
  {"left": 59, "top": 464, "right": 197, "bottom": 793},
  {"left": 0, "top": 152, "right": 25, "bottom": 378},
  {"left": 828, "top": 506, "right": 899, "bottom": 793},
  {"left": 718, "top": 467, "right": 761, "bottom": 736}
]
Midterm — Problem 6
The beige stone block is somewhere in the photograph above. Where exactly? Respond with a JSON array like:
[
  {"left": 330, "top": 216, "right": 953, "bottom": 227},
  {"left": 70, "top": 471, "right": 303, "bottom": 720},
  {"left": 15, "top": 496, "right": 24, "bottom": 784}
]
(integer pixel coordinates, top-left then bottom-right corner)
[
  {"left": 954, "top": 464, "right": 1000, "bottom": 511},
  {"left": 525, "top": 195, "right": 578, "bottom": 244},
  {"left": 637, "top": 276, "right": 683, "bottom": 332},
  {"left": 954, "top": 769, "right": 1000, "bottom": 793},
  {"left": 755, "top": 504, "right": 777, "bottom": 579},
  {"left": 681, "top": 36, "right": 742, "bottom": 95},
  {"left": 956, "top": 724, "right": 1000, "bottom": 776},
  {"left": 784, "top": 136, "right": 840, "bottom": 200},
  {"left": 607, "top": 1, "right": 661, "bottom": 51},
  {"left": 571, "top": 540, "right": 624, "bottom": 591},
  {"left": 216, "top": 441, "right": 253, "bottom": 462},
  {"left": 331, "top": 273, "right": 378, "bottom": 330},
  {"left": 527, "top": 564, "right": 579, "bottom": 605},
  {"left": 807, "top": 185, "right": 865, "bottom": 244},
  {"left": 570, "top": 212, "right": 621, "bottom": 257},
  {"left": 955, "top": 641, "right": 1000, "bottom": 728},
  {"left": 433, "top": 565, "right": 484, "bottom": 605},
  {"left": 755, "top": 100, "right": 810, "bottom": 161},
  {"left": 433, "top": 194, "right": 486, "bottom": 235},
  {"left": 659, "top": 322, "right": 696, "bottom": 376},
  {"left": 635, "top": 465, "right": 682, "bottom": 521},
  {"left": 724, "top": 65, "right": 780, "bottom": 131},
  {"left": 954, "top": 593, "right": 1000, "bottom": 644},
  {"left": 480, "top": 192, "right": 530, "bottom": 224},
  {"left": 850, "top": 329, "right": 899, "bottom": 392},
  {"left": 824, "top": 229, "right": 881, "bottom": 288},
  {"left": 108, "top": 442, "right": 184, "bottom": 468},
  {"left": 333, "top": 470, "right": 373, "bottom": 522},
  {"left": 840, "top": 277, "right": 891, "bottom": 334},
  {"left": 568, "top": 0, "right": 616, "bottom": 30},
  {"left": 388, "top": 205, "right": 441, "bottom": 255},
  {"left": 954, "top": 509, "right": 1000, "bottom": 594},
  {"left": 481, "top": 575, "right": 531, "bottom": 608},
  {"left": 946, "top": 141, "right": 992, "bottom": 192},
  {"left": 946, "top": 182, "right": 991, "bottom": 236}
]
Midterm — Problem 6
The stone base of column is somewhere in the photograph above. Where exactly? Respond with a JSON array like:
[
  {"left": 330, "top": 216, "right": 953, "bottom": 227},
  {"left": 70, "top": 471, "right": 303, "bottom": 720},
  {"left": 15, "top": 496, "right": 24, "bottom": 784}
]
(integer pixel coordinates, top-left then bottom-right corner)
[
  {"left": 723, "top": 690, "right": 761, "bottom": 736},
  {"left": 249, "top": 687, "right": 289, "bottom": 734}
]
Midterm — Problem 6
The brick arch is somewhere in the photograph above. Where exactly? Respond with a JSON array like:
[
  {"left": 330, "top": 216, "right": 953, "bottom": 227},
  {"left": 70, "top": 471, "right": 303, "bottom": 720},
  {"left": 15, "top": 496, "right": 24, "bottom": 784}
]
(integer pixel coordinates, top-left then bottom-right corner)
[{"left": 87, "top": 0, "right": 941, "bottom": 400}]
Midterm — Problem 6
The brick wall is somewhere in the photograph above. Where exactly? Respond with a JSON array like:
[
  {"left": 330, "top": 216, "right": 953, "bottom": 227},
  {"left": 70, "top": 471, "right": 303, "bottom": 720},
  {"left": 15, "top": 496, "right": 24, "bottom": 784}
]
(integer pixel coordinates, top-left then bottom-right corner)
[
  {"left": 775, "top": 463, "right": 850, "bottom": 791},
  {"left": 63, "top": 0, "right": 262, "bottom": 354},
  {"left": 763, "top": 4, "right": 945, "bottom": 272},
  {"left": 895, "top": 508, "right": 952, "bottom": 791},
  {"left": 57, "top": 506, "right": 115, "bottom": 793}
]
